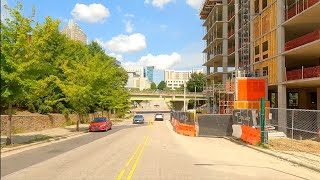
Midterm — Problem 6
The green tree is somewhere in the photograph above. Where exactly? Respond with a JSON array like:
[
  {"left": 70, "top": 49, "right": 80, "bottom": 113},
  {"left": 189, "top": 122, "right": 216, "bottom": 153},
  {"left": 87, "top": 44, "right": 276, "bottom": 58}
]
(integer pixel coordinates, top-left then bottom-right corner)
[
  {"left": 1, "top": 2, "right": 129, "bottom": 134},
  {"left": 151, "top": 82, "right": 157, "bottom": 90},
  {"left": 157, "top": 81, "right": 166, "bottom": 90},
  {"left": 186, "top": 73, "right": 206, "bottom": 92},
  {"left": 175, "top": 85, "right": 185, "bottom": 92},
  {"left": 0, "top": 2, "right": 35, "bottom": 145}
]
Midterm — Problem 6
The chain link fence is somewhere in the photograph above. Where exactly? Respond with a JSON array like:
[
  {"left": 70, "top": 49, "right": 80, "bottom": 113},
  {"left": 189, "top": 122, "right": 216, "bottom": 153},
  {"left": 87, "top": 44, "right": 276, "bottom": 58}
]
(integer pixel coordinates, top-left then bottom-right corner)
[{"left": 266, "top": 107, "right": 320, "bottom": 166}]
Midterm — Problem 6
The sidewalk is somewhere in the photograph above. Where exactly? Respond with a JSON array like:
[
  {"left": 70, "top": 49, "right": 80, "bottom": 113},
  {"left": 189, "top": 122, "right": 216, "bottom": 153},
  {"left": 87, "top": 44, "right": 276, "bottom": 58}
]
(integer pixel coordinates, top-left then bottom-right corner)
[
  {"left": 227, "top": 137, "right": 320, "bottom": 173},
  {"left": 1, "top": 124, "right": 90, "bottom": 150}
]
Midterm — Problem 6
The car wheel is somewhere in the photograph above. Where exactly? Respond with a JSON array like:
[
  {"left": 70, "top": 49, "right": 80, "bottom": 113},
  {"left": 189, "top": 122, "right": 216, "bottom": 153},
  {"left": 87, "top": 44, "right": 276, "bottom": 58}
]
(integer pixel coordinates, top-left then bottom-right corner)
[{"left": 109, "top": 126, "right": 112, "bottom": 130}]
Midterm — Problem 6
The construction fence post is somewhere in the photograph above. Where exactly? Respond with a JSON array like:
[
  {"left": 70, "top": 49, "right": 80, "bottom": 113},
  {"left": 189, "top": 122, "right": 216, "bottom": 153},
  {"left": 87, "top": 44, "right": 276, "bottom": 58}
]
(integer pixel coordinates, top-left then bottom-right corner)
[{"left": 260, "top": 97, "right": 266, "bottom": 144}]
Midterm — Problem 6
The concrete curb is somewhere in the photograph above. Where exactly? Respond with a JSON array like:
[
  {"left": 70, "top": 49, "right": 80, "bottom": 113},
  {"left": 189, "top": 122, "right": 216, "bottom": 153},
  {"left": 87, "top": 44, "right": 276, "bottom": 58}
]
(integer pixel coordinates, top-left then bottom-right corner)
[
  {"left": 1, "top": 131, "right": 88, "bottom": 154},
  {"left": 225, "top": 137, "right": 320, "bottom": 173}
]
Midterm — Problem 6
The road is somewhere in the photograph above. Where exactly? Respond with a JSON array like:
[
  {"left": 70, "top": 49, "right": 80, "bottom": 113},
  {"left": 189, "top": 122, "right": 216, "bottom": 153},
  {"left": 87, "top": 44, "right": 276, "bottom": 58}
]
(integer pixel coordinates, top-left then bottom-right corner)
[{"left": 1, "top": 113, "right": 320, "bottom": 180}]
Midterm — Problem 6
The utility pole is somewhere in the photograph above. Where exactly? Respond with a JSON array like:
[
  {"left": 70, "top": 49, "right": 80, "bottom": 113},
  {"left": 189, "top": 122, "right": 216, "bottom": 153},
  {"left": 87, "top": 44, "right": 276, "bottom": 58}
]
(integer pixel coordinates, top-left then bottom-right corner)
[
  {"left": 183, "top": 82, "right": 186, "bottom": 111},
  {"left": 194, "top": 86, "right": 197, "bottom": 109}
]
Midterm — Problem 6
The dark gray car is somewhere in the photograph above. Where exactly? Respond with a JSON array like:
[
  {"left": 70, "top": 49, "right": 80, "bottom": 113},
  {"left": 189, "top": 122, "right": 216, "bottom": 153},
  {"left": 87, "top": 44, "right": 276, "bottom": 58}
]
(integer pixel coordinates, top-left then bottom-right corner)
[{"left": 133, "top": 115, "right": 144, "bottom": 124}]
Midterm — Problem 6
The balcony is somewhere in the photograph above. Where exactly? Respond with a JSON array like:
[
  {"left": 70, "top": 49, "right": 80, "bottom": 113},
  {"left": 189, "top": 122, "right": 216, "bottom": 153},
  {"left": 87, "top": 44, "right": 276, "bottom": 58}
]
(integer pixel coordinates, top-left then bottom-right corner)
[
  {"left": 286, "top": 66, "right": 320, "bottom": 81},
  {"left": 285, "top": 29, "right": 320, "bottom": 51},
  {"left": 285, "top": 0, "right": 319, "bottom": 20}
]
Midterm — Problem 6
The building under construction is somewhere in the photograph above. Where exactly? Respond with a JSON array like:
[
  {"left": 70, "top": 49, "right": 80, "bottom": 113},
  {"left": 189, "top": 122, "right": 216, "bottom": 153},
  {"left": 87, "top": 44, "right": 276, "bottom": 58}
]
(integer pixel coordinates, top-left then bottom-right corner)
[{"left": 200, "top": 0, "right": 320, "bottom": 114}]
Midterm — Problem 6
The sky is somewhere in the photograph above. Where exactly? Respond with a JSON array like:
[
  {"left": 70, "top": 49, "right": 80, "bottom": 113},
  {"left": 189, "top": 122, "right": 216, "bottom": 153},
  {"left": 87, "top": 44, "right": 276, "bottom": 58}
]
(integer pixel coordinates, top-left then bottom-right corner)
[{"left": 1, "top": 0, "right": 205, "bottom": 84}]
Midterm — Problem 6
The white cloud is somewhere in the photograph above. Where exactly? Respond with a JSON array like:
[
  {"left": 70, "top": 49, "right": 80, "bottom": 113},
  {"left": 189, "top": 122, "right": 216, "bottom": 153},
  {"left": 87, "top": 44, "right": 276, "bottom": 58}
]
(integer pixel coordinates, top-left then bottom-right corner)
[
  {"left": 186, "top": 0, "right": 202, "bottom": 9},
  {"left": 71, "top": 3, "right": 110, "bottom": 23},
  {"left": 125, "top": 20, "right": 134, "bottom": 33},
  {"left": 139, "top": 53, "right": 181, "bottom": 70},
  {"left": 109, "top": 52, "right": 124, "bottom": 62},
  {"left": 124, "top": 53, "right": 181, "bottom": 70},
  {"left": 144, "top": 0, "right": 173, "bottom": 9},
  {"left": 96, "top": 33, "right": 146, "bottom": 54}
]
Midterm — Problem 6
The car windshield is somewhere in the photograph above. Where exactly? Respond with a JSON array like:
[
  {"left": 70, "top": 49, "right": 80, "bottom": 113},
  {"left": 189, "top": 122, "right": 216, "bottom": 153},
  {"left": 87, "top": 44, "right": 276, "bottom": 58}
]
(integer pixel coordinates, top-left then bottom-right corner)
[
  {"left": 134, "top": 115, "right": 143, "bottom": 118},
  {"left": 93, "top": 118, "right": 107, "bottom": 122}
]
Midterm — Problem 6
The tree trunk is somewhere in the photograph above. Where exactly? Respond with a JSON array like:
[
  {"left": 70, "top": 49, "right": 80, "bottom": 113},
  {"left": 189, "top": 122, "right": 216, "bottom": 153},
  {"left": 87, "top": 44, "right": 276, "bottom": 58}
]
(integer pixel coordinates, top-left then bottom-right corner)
[
  {"left": 76, "top": 114, "right": 80, "bottom": 132},
  {"left": 6, "top": 103, "right": 13, "bottom": 145}
]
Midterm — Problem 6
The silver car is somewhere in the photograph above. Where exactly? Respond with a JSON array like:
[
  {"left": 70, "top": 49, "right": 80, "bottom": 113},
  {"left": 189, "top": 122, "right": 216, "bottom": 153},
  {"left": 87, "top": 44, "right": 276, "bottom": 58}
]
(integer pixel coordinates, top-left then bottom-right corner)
[{"left": 133, "top": 115, "right": 144, "bottom": 124}]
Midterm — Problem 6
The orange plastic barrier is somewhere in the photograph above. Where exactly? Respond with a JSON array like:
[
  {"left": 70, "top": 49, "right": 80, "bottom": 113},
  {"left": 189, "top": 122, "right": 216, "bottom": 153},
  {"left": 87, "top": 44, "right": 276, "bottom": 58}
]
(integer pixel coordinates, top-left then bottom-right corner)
[
  {"left": 172, "top": 122, "right": 196, "bottom": 137},
  {"left": 241, "top": 125, "right": 261, "bottom": 145}
]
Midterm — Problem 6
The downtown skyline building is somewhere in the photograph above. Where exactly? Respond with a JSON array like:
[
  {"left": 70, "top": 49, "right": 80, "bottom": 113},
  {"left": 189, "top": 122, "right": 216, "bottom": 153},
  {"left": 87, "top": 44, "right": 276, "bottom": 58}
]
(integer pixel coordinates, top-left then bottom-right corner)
[{"left": 61, "top": 20, "right": 87, "bottom": 44}]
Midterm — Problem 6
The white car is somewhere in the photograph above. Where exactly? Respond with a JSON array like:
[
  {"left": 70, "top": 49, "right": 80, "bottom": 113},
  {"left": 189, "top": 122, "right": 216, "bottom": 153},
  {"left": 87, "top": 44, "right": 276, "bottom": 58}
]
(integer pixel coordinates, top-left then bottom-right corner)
[{"left": 155, "top": 113, "right": 164, "bottom": 121}]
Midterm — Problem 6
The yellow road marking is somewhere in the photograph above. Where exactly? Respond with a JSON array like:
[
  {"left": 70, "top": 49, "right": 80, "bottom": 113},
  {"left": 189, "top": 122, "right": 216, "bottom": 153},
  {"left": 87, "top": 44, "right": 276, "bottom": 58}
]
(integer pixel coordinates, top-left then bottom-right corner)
[
  {"left": 125, "top": 144, "right": 142, "bottom": 167},
  {"left": 116, "top": 169, "right": 126, "bottom": 180},
  {"left": 116, "top": 137, "right": 147, "bottom": 180},
  {"left": 148, "top": 122, "right": 154, "bottom": 126},
  {"left": 126, "top": 136, "right": 150, "bottom": 180}
]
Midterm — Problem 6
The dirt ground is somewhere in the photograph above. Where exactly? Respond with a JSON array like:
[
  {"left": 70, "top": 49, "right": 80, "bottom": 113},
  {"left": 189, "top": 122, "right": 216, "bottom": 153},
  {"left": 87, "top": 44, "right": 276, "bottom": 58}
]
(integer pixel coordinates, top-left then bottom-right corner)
[{"left": 268, "top": 138, "right": 320, "bottom": 154}]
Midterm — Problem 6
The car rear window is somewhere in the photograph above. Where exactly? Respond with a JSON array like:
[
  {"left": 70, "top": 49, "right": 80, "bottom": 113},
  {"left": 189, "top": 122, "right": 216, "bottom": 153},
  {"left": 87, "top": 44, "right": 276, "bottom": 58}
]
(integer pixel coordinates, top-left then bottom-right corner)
[{"left": 93, "top": 117, "right": 107, "bottom": 122}]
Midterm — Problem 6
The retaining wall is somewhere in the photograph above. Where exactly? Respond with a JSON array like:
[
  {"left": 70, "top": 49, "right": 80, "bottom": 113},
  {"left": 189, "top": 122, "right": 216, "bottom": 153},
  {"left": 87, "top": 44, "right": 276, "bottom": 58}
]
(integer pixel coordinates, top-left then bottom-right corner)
[{"left": 0, "top": 112, "right": 106, "bottom": 135}]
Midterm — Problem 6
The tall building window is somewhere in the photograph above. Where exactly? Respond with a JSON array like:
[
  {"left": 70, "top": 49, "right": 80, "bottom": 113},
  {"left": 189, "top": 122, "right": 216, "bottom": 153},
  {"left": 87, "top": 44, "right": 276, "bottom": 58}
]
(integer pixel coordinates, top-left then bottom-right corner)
[
  {"left": 262, "top": 0, "right": 267, "bottom": 9},
  {"left": 255, "top": 45, "right": 260, "bottom": 55},
  {"left": 255, "top": 0, "right": 259, "bottom": 13},
  {"left": 255, "top": 69, "right": 261, "bottom": 77},
  {"left": 263, "top": 66, "right": 268, "bottom": 76}
]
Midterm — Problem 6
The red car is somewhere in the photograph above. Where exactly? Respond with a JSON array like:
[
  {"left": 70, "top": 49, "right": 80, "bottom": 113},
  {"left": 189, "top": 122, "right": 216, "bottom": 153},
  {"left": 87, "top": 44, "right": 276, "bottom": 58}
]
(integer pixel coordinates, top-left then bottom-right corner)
[{"left": 89, "top": 117, "right": 112, "bottom": 132}]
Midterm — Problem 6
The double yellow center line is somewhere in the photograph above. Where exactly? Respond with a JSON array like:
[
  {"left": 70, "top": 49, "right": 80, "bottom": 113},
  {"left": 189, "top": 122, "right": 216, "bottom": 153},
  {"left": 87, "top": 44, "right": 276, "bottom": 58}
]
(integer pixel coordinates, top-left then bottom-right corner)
[{"left": 116, "top": 136, "right": 150, "bottom": 180}]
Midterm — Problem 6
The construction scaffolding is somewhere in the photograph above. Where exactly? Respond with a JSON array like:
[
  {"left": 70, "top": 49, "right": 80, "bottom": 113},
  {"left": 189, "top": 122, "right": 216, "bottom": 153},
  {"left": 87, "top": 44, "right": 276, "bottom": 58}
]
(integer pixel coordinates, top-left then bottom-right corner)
[{"left": 203, "top": 70, "right": 269, "bottom": 114}]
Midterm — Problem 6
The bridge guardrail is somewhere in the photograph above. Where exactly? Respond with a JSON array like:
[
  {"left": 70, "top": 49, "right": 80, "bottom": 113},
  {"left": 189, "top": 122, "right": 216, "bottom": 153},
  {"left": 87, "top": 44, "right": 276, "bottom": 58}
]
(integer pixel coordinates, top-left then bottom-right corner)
[{"left": 129, "top": 90, "right": 204, "bottom": 96}]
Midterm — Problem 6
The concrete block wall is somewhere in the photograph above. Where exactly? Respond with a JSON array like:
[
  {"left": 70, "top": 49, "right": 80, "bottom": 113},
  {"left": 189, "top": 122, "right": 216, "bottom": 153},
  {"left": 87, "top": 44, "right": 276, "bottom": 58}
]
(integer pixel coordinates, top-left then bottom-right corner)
[{"left": 0, "top": 114, "right": 79, "bottom": 135}]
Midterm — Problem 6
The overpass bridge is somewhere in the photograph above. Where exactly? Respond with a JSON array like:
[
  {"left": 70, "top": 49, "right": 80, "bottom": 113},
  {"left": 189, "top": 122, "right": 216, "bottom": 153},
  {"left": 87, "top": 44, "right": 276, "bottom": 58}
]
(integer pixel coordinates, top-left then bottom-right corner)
[
  {"left": 129, "top": 91, "right": 206, "bottom": 102},
  {"left": 129, "top": 91, "right": 206, "bottom": 111}
]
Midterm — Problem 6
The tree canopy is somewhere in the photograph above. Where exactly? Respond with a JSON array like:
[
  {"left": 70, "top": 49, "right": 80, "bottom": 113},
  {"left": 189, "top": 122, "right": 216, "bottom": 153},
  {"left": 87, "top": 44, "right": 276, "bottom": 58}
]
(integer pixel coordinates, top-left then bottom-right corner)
[
  {"left": 157, "top": 81, "right": 166, "bottom": 90},
  {"left": 0, "top": 2, "right": 129, "bottom": 116},
  {"left": 151, "top": 82, "right": 157, "bottom": 90},
  {"left": 186, "top": 73, "right": 206, "bottom": 92}
]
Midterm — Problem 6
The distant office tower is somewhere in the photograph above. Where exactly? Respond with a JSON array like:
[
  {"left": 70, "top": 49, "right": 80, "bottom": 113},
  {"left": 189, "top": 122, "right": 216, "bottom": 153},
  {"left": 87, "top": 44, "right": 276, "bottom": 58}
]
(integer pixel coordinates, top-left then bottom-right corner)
[
  {"left": 122, "top": 65, "right": 151, "bottom": 90},
  {"left": 164, "top": 68, "right": 204, "bottom": 90},
  {"left": 144, "top": 66, "right": 154, "bottom": 82},
  {"left": 62, "top": 20, "right": 87, "bottom": 44}
]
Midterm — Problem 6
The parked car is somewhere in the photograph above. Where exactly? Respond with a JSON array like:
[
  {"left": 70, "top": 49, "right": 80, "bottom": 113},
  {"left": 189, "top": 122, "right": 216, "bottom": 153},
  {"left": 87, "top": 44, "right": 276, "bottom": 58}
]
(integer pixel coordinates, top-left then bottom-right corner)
[
  {"left": 155, "top": 113, "right": 164, "bottom": 121},
  {"left": 133, "top": 115, "right": 145, "bottom": 124},
  {"left": 89, "top": 117, "right": 112, "bottom": 132}
]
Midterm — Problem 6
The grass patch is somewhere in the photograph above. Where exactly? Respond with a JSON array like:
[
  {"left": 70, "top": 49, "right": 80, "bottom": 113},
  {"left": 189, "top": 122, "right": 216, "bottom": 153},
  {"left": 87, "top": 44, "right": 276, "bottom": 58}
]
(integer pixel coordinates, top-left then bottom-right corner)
[
  {"left": 25, "top": 135, "right": 52, "bottom": 144},
  {"left": 256, "top": 142, "right": 270, "bottom": 149},
  {"left": 111, "top": 118, "right": 126, "bottom": 124}
]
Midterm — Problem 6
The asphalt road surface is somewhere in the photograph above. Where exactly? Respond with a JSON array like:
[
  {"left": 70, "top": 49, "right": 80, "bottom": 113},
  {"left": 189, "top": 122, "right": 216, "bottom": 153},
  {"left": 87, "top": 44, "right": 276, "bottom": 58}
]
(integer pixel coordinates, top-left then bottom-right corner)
[{"left": 1, "top": 113, "right": 320, "bottom": 180}]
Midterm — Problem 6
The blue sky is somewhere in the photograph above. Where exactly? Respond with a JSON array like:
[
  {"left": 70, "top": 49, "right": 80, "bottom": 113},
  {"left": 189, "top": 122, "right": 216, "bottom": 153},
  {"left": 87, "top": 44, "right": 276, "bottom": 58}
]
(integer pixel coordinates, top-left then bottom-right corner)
[{"left": 2, "top": 0, "right": 205, "bottom": 84}]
